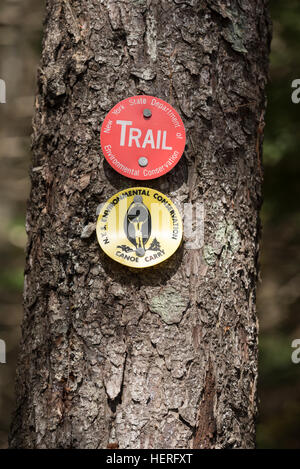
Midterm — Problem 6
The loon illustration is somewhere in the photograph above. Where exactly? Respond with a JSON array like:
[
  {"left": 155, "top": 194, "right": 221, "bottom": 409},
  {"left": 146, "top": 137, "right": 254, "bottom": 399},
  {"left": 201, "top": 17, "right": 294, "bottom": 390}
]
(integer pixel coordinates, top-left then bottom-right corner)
[{"left": 125, "top": 195, "right": 151, "bottom": 257}]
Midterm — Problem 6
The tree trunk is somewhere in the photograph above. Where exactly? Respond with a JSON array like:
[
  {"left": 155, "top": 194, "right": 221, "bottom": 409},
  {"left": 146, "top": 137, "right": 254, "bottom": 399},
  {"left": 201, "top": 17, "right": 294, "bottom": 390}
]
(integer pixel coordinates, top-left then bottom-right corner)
[{"left": 9, "top": 0, "right": 271, "bottom": 449}]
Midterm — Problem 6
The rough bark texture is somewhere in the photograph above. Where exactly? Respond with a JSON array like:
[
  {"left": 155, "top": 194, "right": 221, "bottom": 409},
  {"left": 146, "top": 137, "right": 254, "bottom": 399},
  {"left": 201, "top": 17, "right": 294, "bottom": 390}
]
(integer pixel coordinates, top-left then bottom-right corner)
[{"left": 9, "top": 0, "right": 271, "bottom": 449}]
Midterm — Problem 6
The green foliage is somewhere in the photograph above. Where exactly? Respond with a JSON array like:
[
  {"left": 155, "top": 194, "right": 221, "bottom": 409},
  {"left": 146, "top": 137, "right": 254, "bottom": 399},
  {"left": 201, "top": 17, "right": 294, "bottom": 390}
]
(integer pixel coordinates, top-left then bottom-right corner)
[
  {"left": 259, "top": 334, "right": 298, "bottom": 386},
  {"left": 263, "top": 1, "right": 300, "bottom": 223},
  {"left": 0, "top": 268, "right": 24, "bottom": 293},
  {"left": 257, "top": 0, "right": 300, "bottom": 448}
]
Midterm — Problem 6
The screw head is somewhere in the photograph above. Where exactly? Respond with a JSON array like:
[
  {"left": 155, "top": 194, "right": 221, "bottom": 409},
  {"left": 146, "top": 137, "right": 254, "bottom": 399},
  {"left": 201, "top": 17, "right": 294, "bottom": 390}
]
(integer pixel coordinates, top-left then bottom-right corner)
[
  {"left": 136, "top": 247, "right": 145, "bottom": 257},
  {"left": 138, "top": 157, "right": 148, "bottom": 167},
  {"left": 143, "top": 108, "right": 152, "bottom": 118}
]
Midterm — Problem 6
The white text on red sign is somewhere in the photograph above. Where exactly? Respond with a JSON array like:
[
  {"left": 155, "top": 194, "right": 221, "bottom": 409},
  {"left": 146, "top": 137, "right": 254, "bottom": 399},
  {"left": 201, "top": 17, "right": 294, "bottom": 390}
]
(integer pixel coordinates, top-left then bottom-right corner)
[{"left": 116, "top": 120, "right": 173, "bottom": 150}]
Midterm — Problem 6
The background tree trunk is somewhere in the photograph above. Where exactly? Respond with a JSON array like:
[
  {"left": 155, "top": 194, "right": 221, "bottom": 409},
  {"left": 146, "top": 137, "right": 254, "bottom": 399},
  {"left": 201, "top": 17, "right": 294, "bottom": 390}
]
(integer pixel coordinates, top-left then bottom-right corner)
[{"left": 9, "top": 0, "right": 271, "bottom": 449}]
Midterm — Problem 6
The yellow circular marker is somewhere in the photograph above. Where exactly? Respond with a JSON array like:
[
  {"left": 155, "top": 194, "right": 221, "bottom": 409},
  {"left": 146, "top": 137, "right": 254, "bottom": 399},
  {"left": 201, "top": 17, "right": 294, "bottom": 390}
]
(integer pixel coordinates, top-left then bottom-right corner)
[{"left": 96, "top": 187, "right": 182, "bottom": 268}]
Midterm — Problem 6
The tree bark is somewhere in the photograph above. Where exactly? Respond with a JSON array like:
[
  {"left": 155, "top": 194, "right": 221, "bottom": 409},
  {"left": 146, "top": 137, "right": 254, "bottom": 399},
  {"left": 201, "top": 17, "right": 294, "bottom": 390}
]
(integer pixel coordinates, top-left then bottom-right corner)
[{"left": 9, "top": 0, "right": 271, "bottom": 449}]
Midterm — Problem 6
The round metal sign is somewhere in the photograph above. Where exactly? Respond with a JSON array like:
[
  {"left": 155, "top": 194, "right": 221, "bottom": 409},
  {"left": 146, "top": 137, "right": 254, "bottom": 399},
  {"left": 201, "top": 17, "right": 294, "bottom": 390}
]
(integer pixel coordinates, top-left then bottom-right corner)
[
  {"left": 100, "top": 96, "right": 186, "bottom": 180},
  {"left": 96, "top": 187, "right": 182, "bottom": 268}
]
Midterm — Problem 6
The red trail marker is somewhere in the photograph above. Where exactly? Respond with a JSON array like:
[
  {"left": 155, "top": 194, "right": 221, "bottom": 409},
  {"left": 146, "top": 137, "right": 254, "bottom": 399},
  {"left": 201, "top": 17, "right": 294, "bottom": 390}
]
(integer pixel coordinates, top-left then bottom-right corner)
[{"left": 100, "top": 95, "right": 186, "bottom": 180}]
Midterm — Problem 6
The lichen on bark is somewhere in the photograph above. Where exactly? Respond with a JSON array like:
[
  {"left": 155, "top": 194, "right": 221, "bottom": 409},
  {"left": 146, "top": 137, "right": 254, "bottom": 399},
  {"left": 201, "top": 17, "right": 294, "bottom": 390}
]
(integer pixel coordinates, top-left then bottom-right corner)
[{"left": 149, "top": 286, "right": 189, "bottom": 325}]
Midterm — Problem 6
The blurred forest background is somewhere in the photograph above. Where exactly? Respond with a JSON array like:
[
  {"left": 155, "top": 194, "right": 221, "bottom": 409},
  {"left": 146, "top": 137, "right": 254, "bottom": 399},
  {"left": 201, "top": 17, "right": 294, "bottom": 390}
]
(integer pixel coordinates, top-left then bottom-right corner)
[{"left": 0, "top": 0, "right": 299, "bottom": 449}]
